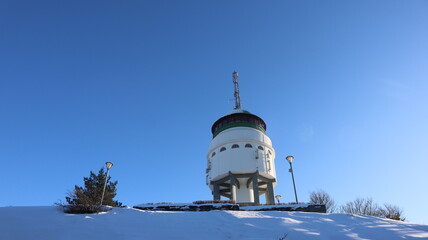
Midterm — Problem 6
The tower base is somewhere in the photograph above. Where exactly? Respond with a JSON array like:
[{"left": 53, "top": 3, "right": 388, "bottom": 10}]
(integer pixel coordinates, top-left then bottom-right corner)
[{"left": 210, "top": 171, "right": 275, "bottom": 205}]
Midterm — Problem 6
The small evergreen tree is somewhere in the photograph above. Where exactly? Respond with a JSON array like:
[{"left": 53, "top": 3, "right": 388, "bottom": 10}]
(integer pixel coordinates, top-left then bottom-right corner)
[{"left": 63, "top": 168, "right": 122, "bottom": 213}]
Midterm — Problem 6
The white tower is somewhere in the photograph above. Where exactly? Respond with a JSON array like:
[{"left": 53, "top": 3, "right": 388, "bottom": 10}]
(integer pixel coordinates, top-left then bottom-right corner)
[{"left": 206, "top": 72, "right": 277, "bottom": 204}]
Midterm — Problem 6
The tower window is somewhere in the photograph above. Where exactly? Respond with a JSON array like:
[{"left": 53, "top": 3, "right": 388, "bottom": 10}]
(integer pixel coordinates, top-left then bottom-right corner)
[
  {"left": 245, "top": 144, "right": 253, "bottom": 148},
  {"left": 258, "top": 146, "right": 264, "bottom": 150},
  {"left": 268, "top": 150, "right": 272, "bottom": 155},
  {"left": 231, "top": 144, "right": 240, "bottom": 149},
  {"left": 220, "top": 147, "right": 226, "bottom": 152},
  {"left": 211, "top": 152, "right": 216, "bottom": 157}
]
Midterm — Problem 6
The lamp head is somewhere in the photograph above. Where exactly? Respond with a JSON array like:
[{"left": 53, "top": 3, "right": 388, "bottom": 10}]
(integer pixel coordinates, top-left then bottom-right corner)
[
  {"left": 286, "top": 155, "right": 294, "bottom": 164},
  {"left": 275, "top": 195, "right": 281, "bottom": 200},
  {"left": 105, "top": 162, "right": 114, "bottom": 169}
]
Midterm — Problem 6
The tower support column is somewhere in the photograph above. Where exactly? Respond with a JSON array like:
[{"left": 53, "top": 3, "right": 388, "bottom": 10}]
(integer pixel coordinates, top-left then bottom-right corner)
[
  {"left": 229, "top": 172, "right": 237, "bottom": 202},
  {"left": 213, "top": 183, "right": 220, "bottom": 201},
  {"left": 265, "top": 181, "right": 275, "bottom": 205},
  {"left": 252, "top": 173, "right": 260, "bottom": 204}
]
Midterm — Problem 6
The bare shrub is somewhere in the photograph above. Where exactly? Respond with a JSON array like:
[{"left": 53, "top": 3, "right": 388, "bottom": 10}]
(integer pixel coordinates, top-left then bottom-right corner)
[
  {"left": 340, "top": 198, "right": 405, "bottom": 221},
  {"left": 309, "top": 190, "right": 336, "bottom": 213},
  {"left": 379, "top": 204, "right": 405, "bottom": 221},
  {"left": 340, "top": 198, "right": 381, "bottom": 216}
]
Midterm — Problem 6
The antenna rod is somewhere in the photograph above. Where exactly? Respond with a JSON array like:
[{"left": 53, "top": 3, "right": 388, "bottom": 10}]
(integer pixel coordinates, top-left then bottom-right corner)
[{"left": 232, "top": 71, "right": 241, "bottom": 109}]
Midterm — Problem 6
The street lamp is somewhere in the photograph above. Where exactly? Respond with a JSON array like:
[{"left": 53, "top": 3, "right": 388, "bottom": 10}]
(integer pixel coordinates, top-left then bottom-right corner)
[
  {"left": 275, "top": 195, "right": 282, "bottom": 204},
  {"left": 100, "top": 162, "right": 114, "bottom": 206},
  {"left": 286, "top": 156, "right": 298, "bottom": 204}
]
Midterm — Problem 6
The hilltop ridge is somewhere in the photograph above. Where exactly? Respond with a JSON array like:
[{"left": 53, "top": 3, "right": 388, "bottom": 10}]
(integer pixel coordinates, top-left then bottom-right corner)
[{"left": 1, "top": 206, "right": 427, "bottom": 239}]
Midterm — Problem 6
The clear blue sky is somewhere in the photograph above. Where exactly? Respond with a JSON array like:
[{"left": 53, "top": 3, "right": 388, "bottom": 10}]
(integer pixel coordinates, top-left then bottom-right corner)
[{"left": 1, "top": 0, "right": 427, "bottom": 224}]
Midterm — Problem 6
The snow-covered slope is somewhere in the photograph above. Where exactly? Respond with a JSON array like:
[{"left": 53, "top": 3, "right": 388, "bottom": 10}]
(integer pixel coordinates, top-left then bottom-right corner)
[{"left": 1, "top": 206, "right": 427, "bottom": 240}]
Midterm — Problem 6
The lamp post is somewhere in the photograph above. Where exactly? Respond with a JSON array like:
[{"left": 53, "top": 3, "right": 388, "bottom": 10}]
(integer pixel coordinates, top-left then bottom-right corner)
[
  {"left": 275, "top": 195, "right": 282, "bottom": 204},
  {"left": 100, "top": 162, "right": 114, "bottom": 206},
  {"left": 286, "top": 156, "right": 298, "bottom": 204}
]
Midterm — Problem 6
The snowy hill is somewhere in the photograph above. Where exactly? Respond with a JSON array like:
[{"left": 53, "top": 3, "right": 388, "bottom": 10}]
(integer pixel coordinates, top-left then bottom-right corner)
[{"left": 1, "top": 206, "right": 427, "bottom": 240}]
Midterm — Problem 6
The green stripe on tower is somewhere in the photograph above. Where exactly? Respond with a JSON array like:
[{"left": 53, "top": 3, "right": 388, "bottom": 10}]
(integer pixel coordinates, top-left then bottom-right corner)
[{"left": 213, "top": 122, "right": 266, "bottom": 138}]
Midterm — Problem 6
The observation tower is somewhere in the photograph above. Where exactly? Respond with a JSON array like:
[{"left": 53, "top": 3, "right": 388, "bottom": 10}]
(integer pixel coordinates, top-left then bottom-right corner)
[{"left": 206, "top": 72, "right": 277, "bottom": 204}]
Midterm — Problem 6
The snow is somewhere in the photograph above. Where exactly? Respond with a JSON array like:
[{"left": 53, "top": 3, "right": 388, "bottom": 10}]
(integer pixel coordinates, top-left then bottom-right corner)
[
  {"left": 134, "top": 203, "right": 309, "bottom": 210},
  {"left": 135, "top": 202, "right": 232, "bottom": 207},
  {"left": 240, "top": 204, "right": 311, "bottom": 210},
  {"left": 1, "top": 206, "right": 428, "bottom": 240}
]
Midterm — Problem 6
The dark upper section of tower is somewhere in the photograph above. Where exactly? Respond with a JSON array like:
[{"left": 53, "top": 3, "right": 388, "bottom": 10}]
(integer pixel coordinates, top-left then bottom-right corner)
[{"left": 211, "top": 110, "right": 267, "bottom": 138}]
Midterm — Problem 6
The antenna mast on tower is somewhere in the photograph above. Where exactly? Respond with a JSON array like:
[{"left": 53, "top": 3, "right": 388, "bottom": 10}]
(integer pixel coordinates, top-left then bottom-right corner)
[{"left": 232, "top": 71, "right": 241, "bottom": 109}]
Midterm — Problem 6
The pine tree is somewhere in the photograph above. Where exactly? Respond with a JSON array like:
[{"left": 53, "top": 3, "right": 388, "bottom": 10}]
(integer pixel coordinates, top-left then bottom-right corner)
[{"left": 63, "top": 168, "right": 122, "bottom": 213}]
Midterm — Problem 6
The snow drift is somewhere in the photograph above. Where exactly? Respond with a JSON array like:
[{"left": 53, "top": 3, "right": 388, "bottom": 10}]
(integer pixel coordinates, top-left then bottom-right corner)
[{"left": 1, "top": 206, "right": 427, "bottom": 240}]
